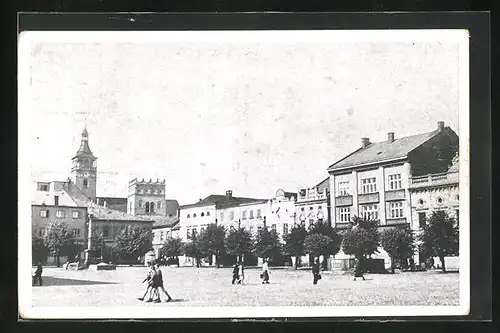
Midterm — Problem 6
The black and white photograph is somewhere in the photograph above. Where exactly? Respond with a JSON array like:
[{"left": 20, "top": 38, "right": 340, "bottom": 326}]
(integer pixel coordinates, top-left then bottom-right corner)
[{"left": 18, "top": 28, "right": 470, "bottom": 319}]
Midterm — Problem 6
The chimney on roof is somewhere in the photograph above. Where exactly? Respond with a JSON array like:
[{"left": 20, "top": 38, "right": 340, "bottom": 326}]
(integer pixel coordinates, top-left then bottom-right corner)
[
  {"left": 388, "top": 132, "right": 395, "bottom": 143},
  {"left": 361, "top": 137, "right": 370, "bottom": 148},
  {"left": 226, "top": 190, "right": 233, "bottom": 200},
  {"left": 199, "top": 198, "right": 202, "bottom": 203},
  {"left": 437, "top": 121, "right": 445, "bottom": 132}
]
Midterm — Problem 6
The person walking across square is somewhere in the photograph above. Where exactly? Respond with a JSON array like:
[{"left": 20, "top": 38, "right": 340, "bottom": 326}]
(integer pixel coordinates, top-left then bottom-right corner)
[
  {"left": 312, "top": 258, "right": 321, "bottom": 285},
  {"left": 33, "top": 261, "right": 43, "bottom": 286},
  {"left": 232, "top": 263, "right": 239, "bottom": 284},
  {"left": 353, "top": 257, "right": 365, "bottom": 281},
  {"left": 261, "top": 259, "right": 270, "bottom": 284},
  {"left": 154, "top": 263, "right": 172, "bottom": 302}
]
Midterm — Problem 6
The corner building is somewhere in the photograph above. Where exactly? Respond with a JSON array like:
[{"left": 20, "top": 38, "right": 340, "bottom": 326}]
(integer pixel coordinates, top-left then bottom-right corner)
[{"left": 327, "top": 121, "right": 459, "bottom": 268}]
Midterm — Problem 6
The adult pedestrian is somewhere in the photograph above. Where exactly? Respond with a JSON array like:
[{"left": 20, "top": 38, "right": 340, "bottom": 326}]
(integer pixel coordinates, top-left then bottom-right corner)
[
  {"left": 33, "top": 261, "right": 43, "bottom": 286},
  {"left": 237, "top": 261, "right": 245, "bottom": 284},
  {"left": 231, "top": 263, "right": 240, "bottom": 284},
  {"left": 261, "top": 259, "right": 270, "bottom": 284},
  {"left": 154, "top": 263, "right": 172, "bottom": 302},
  {"left": 353, "top": 257, "right": 365, "bottom": 281},
  {"left": 312, "top": 258, "right": 321, "bottom": 285}
]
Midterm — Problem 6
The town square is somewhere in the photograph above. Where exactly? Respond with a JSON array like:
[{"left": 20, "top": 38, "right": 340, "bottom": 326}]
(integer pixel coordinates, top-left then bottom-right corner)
[
  {"left": 18, "top": 30, "right": 468, "bottom": 316},
  {"left": 32, "top": 266, "right": 459, "bottom": 307}
]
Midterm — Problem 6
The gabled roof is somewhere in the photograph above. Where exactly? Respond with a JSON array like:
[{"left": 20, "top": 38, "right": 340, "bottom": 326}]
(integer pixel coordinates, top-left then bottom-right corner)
[
  {"left": 64, "top": 182, "right": 93, "bottom": 207},
  {"left": 88, "top": 204, "right": 153, "bottom": 222},
  {"left": 180, "top": 194, "right": 268, "bottom": 210},
  {"left": 31, "top": 189, "right": 79, "bottom": 207},
  {"left": 151, "top": 216, "right": 180, "bottom": 229},
  {"left": 328, "top": 129, "right": 441, "bottom": 172},
  {"left": 315, "top": 177, "right": 330, "bottom": 192}
]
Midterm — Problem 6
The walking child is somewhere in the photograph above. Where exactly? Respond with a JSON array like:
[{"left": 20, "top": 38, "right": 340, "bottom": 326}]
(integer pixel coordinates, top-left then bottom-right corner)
[{"left": 154, "top": 263, "right": 172, "bottom": 302}]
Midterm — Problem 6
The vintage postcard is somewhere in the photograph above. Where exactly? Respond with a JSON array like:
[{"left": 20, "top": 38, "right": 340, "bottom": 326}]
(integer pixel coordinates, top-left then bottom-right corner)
[{"left": 18, "top": 29, "right": 470, "bottom": 319}]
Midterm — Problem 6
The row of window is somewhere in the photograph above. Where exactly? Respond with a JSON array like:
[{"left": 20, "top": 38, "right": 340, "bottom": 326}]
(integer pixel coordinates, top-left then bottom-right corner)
[
  {"left": 337, "top": 202, "right": 404, "bottom": 222},
  {"left": 137, "top": 201, "right": 161, "bottom": 213},
  {"left": 186, "top": 223, "right": 289, "bottom": 240},
  {"left": 220, "top": 209, "right": 263, "bottom": 222},
  {"left": 136, "top": 189, "right": 163, "bottom": 195},
  {"left": 38, "top": 228, "right": 81, "bottom": 237},
  {"left": 299, "top": 206, "right": 323, "bottom": 212},
  {"left": 417, "top": 195, "right": 459, "bottom": 206},
  {"left": 186, "top": 211, "right": 211, "bottom": 218},
  {"left": 39, "top": 210, "right": 81, "bottom": 219},
  {"left": 77, "top": 158, "right": 97, "bottom": 168},
  {"left": 156, "top": 230, "right": 171, "bottom": 242},
  {"left": 337, "top": 173, "right": 403, "bottom": 196}
]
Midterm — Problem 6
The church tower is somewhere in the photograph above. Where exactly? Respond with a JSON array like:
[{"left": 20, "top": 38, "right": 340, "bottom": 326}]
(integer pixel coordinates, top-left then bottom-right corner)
[{"left": 71, "top": 127, "right": 97, "bottom": 201}]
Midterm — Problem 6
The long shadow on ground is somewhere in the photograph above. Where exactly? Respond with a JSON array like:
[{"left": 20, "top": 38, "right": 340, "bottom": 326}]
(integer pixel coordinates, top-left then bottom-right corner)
[{"left": 32, "top": 276, "right": 118, "bottom": 287}]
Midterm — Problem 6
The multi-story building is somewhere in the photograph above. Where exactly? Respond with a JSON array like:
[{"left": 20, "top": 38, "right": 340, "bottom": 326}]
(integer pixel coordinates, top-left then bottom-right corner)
[
  {"left": 178, "top": 190, "right": 269, "bottom": 266},
  {"left": 267, "top": 189, "right": 297, "bottom": 241},
  {"left": 32, "top": 182, "right": 88, "bottom": 264},
  {"left": 409, "top": 153, "right": 460, "bottom": 266},
  {"left": 327, "top": 121, "right": 459, "bottom": 267},
  {"left": 295, "top": 178, "right": 330, "bottom": 230},
  {"left": 32, "top": 128, "right": 155, "bottom": 265}
]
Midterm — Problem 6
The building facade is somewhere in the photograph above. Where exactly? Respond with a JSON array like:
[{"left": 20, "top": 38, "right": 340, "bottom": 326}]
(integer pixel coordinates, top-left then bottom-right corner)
[
  {"left": 409, "top": 153, "right": 460, "bottom": 265},
  {"left": 295, "top": 178, "right": 330, "bottom": 230},
  {"left": 327, "top": 121, "right": 459, "bottom": 268},
  {"left": 32, "top": 182, "right": 88, "bottom": 264},
  {"left": 267, "top": 189, "right": 297, "bottom": 241},
  {"left": 32, "top": 127, "right": 156, "bottom": 265}
]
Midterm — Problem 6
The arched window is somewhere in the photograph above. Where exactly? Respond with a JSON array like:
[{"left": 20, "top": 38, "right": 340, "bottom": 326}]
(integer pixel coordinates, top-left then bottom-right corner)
[
  {"left": 207, "top": 211, "right": 210, "bottom": 216},
  {"left": 193, "top": 213, "right": 197, "bottom": 218},
  {"left": 201, "top": 212, "right": 205, "bottom": 217},
  {"left": 83, "top": 159, "right": 90, "bottom": 168},
  {"left": 83, "top": 179, "right": 89, "bottom": 188},
  {"left": 139, "top": 200, "right": 143, "bottom": 208},
  {"left": 187, "top": 214, "right": 191, "bottom": 218},
  {"left": 157, "top": 201, "right": 161, "bottom": 209},
  {"left": 150, "top": 202, "right": 155, "bottom": 213},
  {"left": 145, "top": 202, "right": 150, "bottom": 213}
]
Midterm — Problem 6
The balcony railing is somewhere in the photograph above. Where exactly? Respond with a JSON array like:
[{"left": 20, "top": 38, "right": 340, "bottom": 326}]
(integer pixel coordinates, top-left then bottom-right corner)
[
  {"left": 358, "top": 192, "right": 380, "bottom": 204},
  {"left": 335, "top": 195, "right": 353, "bottom": 207},
  {"left": 297, "top": 188, "right": 328, "bottom": 202},
  {"left": 385, "top": 189, "right": 406, "bottom": 201},
  {"left": 410, "top": 171, "right": 459, "bottom": 188}
]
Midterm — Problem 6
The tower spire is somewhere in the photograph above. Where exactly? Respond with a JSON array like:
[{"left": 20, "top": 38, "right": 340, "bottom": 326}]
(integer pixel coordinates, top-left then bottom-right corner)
[{"left": 74, "top": 126, "right": 93, "bottom": 157}]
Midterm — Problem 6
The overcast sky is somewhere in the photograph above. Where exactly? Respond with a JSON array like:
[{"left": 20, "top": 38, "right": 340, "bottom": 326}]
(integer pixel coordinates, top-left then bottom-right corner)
[{"left": 21, "top": 31, "right": 463, "bottom": 205}]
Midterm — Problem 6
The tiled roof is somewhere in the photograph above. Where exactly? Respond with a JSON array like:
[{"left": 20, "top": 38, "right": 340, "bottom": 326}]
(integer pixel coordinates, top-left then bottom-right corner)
[
  {"left": 88, "top": 204, "right": 154, "bottom": 222},
  {"left": 328, "top": 129, "right": 440, "bottom": 172},
  {"left": 96, "top": 197, "right": 127, "bottom": 205},
  {"left": 151, "top": 216, "right": 180, "bottom": 229},
  {"left": 315, "top": 177, "right": 330, "bottom": 192},
  {"left": 31, "top": 189, "right": 79, "bottom": 207},
  {"left": 64, "top": 182, "right": 93, "bottom": 207},
  {"left": 180, "top": 194, "right": 268, "bottom": 210}
]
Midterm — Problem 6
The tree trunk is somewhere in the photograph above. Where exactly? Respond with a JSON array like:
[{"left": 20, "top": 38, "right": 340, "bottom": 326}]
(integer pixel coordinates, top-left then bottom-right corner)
[
  {"left": 294, "top": 256, "right": 299, "bottom": 270},
  {"left": 56, "top": 254, "right": 60, "bottom": 267},
  {"left": 440, "top": 255, "right": 446, "bottom": 272},
  {"left": 176, "top": 256, "right": 180, "bottom": 267},
  {"left": 390, "top": 256, "right": 395, "bottom": 274}
]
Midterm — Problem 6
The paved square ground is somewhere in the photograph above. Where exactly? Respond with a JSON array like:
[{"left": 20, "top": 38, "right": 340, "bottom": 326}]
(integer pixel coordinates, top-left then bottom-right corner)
[{"left": 31, "top": 266, "right": 459, "bottom": 307}]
